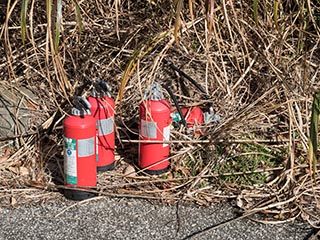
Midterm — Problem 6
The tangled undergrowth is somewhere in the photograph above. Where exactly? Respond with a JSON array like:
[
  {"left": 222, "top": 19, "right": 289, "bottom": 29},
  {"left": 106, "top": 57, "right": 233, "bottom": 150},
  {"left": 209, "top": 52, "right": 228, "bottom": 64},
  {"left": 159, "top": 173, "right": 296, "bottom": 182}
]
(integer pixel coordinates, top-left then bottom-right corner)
[{"left": 0, "top": 0, "right": 320, "bottom": 227}]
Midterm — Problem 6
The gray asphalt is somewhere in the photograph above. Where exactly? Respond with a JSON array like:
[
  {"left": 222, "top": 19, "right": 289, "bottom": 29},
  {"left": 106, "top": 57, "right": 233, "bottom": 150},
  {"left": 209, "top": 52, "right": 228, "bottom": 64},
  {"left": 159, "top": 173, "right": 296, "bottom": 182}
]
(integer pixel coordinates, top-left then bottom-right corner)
[{"left": 0, "top": 197, "right": 313, "bottom": 240}]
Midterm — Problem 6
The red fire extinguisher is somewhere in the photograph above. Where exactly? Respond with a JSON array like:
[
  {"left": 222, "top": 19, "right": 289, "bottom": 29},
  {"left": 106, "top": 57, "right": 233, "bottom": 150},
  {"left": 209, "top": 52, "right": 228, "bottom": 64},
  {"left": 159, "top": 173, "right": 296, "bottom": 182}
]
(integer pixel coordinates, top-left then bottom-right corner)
[
  {"left": 171, "top": 107, "right": 204, "bottom": 134},
  {"left": 181, "top": 107, "right": 204, "bottom": 127},
  {"left": 139, "top": 83, "right": 172, "bottom": 175},
  {"left": 171, "top": 106, "right": 220, "bottom": 133},
  {"left": 63, "top": 97, "right": 97, "bottom": 200},
  {"left": 87, "top": 81, "right": 115, "bottom": 171}
]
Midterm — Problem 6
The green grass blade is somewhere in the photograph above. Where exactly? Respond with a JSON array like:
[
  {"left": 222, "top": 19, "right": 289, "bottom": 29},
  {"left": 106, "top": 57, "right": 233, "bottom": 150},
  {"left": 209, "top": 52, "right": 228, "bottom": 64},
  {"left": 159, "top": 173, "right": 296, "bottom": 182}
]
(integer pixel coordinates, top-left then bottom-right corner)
[
  {"left": 253, "top": 0, "right": 258, "bottom": 25},
  {"left": 308, "top": 92, "right": 320, "bottom": 179},
  {"left": 72, "top": 0, "right": 83, "bottom": 33},
  {"left": 54, "top": 0, "right": 62, "bottom": 53},
  {"left": 46, "top": 0, "right": 52, "bottom": 29},
  {"left": 21, "top": 0, "right": 28, "bottom": 45}
]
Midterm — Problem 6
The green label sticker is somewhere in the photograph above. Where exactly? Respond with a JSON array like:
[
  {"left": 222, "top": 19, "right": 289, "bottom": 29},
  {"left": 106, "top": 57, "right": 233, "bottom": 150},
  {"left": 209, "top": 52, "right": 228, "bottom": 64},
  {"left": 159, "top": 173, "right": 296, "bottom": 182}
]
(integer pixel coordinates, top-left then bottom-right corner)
[
  {"left": 65, "top": 138, "right": 76, "bottom": 150},
  {"left": 66, "top": 175, "right": 77, "bottom": 185},
  {"left": 64, "top": 137, "right": 77, "bottom": 185},
  {"left": 172, "top": 112, "right": 182, "bottom": 122}
]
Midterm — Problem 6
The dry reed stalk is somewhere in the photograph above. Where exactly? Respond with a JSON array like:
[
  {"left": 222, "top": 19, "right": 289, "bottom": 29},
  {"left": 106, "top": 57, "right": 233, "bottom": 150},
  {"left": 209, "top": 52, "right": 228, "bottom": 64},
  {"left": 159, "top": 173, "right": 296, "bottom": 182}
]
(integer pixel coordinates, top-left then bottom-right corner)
[{"left": 0, "top": 0, "right": 319, "bottom": 226}]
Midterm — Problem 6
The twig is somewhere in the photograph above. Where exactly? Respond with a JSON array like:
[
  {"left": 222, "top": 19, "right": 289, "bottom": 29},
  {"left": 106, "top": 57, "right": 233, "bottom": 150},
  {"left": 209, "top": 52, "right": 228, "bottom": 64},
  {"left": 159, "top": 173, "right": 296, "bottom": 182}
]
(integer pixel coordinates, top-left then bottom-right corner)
[
  {"left": 108, "top": 166, "right": 285, "bottom": 188},
  {"left": 0, "top": 130, "right": 39, "bottom": 141},
  {"left": 120, "top": 139, "right": 291, "bottom": 144}
]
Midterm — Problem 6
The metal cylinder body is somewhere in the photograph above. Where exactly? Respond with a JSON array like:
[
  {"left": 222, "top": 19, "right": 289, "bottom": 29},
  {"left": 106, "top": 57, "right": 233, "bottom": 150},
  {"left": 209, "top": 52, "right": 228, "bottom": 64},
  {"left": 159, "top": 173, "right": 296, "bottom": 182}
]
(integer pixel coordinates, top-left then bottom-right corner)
[
  {"left": 87, "top": 95, "right": 115, "bottom": 171},
  {"left": 63, "top": 114, "right": 96, "bottom": 200},
  {"left": 182, "top": 107, "right": 204, "bottom": 134},
  {"left": 139, "top": 99, "right": 171, "bottom": 174}
]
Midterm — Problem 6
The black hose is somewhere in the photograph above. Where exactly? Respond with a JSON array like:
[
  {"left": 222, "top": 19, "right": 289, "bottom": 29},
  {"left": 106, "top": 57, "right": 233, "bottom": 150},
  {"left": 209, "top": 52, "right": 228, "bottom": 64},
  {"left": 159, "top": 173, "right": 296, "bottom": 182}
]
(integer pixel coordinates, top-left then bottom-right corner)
[
  {"left": 162, "top": 58, "right": 209, "bottom": 99},
  {"left": 161, "top": 84, "right": 187, "bottom": 127}
]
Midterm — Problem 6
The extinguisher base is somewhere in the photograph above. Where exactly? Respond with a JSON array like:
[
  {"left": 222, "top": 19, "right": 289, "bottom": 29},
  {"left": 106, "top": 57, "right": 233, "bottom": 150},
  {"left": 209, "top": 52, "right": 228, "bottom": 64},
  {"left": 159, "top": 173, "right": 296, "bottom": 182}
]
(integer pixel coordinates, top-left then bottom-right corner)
[
  {"left": 97, "top": 162, "right": 115, "bottom": 172},
  {"left": 64, "top": 189, "right": 97, "bottom": 201},
  {"left": 144, "top": 167, "right": 168, "bottom": 175}
]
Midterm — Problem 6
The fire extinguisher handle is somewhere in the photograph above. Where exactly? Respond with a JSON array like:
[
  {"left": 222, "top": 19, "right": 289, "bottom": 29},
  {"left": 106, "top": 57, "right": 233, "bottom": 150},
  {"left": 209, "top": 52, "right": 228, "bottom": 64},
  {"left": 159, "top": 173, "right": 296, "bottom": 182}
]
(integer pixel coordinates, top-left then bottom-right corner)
[
  {"left": 72, "top": 96, "right": 92, "bottom": 114},
  {"left": 93, "top": 81, "right": 105, "bottom": 97},
  {"left": 98, "top": 80, "right": 112, "bottom": 97}
]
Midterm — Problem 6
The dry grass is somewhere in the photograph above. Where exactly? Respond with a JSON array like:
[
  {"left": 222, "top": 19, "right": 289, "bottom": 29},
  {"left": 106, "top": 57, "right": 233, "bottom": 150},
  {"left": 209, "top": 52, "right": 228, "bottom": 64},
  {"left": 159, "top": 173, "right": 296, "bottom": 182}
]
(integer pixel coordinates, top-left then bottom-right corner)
[{"left": 0, "top": 0, "right": 320, "bottom": 227}]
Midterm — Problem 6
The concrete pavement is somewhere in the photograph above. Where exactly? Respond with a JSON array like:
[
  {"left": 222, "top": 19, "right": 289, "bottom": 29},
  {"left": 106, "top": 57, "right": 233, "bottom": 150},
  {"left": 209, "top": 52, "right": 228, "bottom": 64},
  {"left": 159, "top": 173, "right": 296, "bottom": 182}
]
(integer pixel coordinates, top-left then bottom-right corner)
[{"left": 0, "top": 197, "right": 313, "bottom": 240}]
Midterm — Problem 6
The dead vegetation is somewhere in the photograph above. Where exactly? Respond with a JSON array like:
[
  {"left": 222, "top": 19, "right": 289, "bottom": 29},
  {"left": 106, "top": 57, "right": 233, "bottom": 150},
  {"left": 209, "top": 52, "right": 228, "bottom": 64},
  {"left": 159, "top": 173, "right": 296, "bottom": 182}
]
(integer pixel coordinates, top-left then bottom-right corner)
[{"left": 0, "top": 0, "right": 320, "bottom": 227}]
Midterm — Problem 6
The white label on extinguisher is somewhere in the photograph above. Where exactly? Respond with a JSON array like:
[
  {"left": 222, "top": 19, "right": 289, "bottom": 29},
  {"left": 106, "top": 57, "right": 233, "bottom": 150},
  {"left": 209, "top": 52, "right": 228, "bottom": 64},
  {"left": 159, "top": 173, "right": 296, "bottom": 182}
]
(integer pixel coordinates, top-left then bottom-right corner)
[
  {"left": 64, "top": 137, "right": 77, "bottom": 185},
  {"left": 141, "top": 119, "right": 157, "bottom": 138},
  {"left": 78, "top": 137, "right": 95, "bottom": 157},
  {"left": 98, "top": 117, "right": 114, "bottom": 136},
  {"left": 163, "top": 125, "right": 170, "bottom": 147}
]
